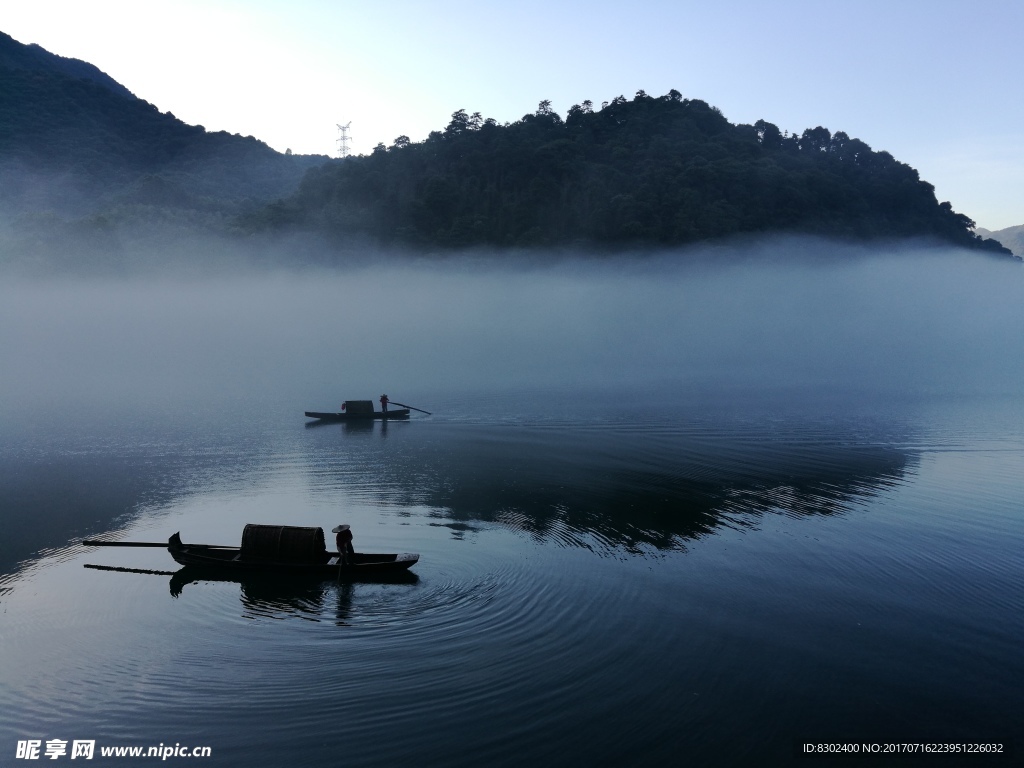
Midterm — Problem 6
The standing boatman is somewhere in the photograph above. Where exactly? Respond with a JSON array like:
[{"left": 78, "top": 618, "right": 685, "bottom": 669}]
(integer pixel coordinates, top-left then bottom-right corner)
[
  {"left": 333, "top": 525, "right": 354, "bottom": 565},
  {"left": 380, "top": 394, "right": 389, "bottom": 413}
]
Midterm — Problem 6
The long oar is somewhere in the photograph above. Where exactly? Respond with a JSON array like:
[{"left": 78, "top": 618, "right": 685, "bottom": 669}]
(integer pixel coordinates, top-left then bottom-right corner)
[
  {"left": 83, "top": 539, "right": 167, "bottom": 547},
  {"left": 84, "top": 563, "right": 178, "bottom": 576},
  {"left": 390, "top": 401, "right": 432, "bottom": 415},
  {"left": 81, "top": 539, "right": 234, "bottom": 549}
]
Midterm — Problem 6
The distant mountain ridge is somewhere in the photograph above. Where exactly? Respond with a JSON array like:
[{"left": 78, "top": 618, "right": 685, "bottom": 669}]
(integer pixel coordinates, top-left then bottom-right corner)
[
  {"left": 0, "top": 31, "right": 329, "bottom": 223},
  {"left": 976, "top": 225, "right": 1024, "bottom": 257}
]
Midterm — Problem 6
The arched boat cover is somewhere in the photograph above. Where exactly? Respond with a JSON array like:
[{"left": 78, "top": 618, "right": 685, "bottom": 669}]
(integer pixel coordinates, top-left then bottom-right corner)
[
  {"left": 343, "top": 400, "right": 374, "bottom": 414},
  {"left": 241, "top": 524, "right": 327, "bottom": 563}
]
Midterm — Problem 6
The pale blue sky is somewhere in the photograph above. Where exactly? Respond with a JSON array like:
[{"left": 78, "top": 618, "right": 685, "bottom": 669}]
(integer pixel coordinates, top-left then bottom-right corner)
[{"left": 4, "top": 0, "right": 1022, "bottom": 229}]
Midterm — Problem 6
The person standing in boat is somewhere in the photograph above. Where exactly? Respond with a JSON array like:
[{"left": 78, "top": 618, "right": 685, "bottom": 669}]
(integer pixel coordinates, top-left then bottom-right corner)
[
  {"left": 333, "top": 524, "right": 354, "bottom": 565},
  {"left": 380, "top": 394, "right": 389, "bottom": 413}
]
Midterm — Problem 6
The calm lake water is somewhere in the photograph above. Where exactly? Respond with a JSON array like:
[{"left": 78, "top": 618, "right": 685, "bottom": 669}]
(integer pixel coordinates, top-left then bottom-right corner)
[
  {"left": 1, "top": 254, "right": 1022, "bottom": 765},
  {"left": 1, "top": 388, "right": 1021, "bottom": 766}
]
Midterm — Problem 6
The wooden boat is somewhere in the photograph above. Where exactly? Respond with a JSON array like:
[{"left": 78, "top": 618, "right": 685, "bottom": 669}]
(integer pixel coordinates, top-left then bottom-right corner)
[
  {"left": 83, "top": 525, "right": 419, "bottom": 578},
  {"left": 305, "top": 399, "right": 429, "bottom": 422},
  {"left": 304, "top": 409, "right": 410, "bottom": 422},
  {"left": 168, "top": 531, "right": 419, "bottom": 576}
]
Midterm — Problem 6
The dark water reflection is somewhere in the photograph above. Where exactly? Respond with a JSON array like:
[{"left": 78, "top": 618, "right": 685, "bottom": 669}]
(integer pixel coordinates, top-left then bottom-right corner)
[
  {"left": 81, "top": 563, "right": 418, "bottom": 622},
  {"left": 2, "top": 395, "right": 918, "bottom": 573},
  {"left": 2, "top": 392, "right": 1022, "bottom": 767},
  {"left": 171, "top": 570, "right": 418, "bottom": 623},
  {"left": 301, "top": 411, "right": 914, "bottom": 553},
  {"left": 0, "top": 409, "right": 289, "bottom": 574}
]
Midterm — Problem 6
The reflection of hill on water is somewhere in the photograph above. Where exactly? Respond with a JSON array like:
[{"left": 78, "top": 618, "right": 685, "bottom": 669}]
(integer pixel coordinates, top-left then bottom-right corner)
[
  {"left": 1, "top": 454, "right": 184, "bottom": 576},
  {"left": 313, "top": 425, "right": 912, "bottom": 552},
  {"left": 3, "top": 409, "right": 915, "bottom": 579},
  {"left": 0, "top": 441, "right": 278, "bottom": 577}
]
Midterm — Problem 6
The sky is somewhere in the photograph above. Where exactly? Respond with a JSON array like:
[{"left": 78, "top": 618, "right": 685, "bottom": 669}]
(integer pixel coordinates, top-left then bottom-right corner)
[{"left": 3, "top": 0, "right": 1022, "bottom": 230}]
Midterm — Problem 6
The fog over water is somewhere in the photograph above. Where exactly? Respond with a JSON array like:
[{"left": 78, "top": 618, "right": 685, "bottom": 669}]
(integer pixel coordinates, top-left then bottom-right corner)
[{"left": 2, "top": 241, "right": 1022, "bottom": 423}]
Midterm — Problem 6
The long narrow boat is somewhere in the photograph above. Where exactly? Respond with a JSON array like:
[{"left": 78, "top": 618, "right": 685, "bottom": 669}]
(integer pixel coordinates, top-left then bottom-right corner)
[
  {"left": 304, "top": 409, "right": 410, "bottom": 422},
  {"left": 168, "top": 532, "right": 419, "bottom": 576},
  {"left": 84, "top": 525, "right": 419, "bottom": 578}
]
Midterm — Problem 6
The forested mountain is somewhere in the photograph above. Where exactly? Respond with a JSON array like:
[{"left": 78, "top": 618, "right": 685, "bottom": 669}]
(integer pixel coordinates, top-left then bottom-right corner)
[
  {"left": 253, "top": 91, "right": 1011, "bottom": 257},
  {"left": 0, "top": 30, "right": 134, "bottom": 99},
  {"left": 976, "top": 225, "right": 1023, "bottom": 257},
  {"left": 0, "top": 30, "right": 1011, "bottom": 267},
  {"left": 0, "top": 31, "right": 327, "bottom": 225}
]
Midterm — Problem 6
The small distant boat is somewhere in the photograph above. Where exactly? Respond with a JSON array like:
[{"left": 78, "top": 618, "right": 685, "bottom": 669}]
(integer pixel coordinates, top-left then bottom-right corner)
[
  {"left": 83, "top": 525, "right": 420, "bottom": 577},
  {"left": 305, "top": 399, "right": 429, "bottom": 422}
]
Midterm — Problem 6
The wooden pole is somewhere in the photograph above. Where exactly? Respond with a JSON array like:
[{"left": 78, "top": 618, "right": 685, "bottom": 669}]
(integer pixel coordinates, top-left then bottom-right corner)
[
  {"left": 82, "top": 540, "right": 168, "bottom": 547},
  {"left": 81, "top": 540, "right": 234, "bottom": 549},
  {"left": 390, "top": 401, "right": 432, "bottom": 415}
]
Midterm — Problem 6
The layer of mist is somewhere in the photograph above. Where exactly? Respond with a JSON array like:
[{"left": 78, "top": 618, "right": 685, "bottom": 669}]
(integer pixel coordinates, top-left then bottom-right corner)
[{"left": 2, "top": 241, "right": 1022, "bottom": 423}]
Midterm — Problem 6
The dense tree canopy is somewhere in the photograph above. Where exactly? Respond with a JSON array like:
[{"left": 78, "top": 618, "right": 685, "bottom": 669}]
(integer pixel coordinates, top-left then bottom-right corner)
[{"left": 254, "top": 90, "right": 1010, "bottom": 256}]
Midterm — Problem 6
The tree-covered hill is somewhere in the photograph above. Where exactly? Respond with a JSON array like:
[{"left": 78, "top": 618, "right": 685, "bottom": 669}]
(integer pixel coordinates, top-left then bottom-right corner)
[
  {"left": 1, "top": 30, "right": 1011, "bottom": 267},
  {"left": 0, "top": 31, "right": 328, "bottom": 219},
  {"left": 0, "top": 30, "right": 134, "bottom": 99},
  {"left": 254, "top": 90, "right": 1011, "bottom": 257}
]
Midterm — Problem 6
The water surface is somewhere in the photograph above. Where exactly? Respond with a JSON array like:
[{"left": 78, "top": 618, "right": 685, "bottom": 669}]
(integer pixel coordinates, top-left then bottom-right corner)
[
  {"left": 2, "top": 389, "right": 1021, "bottom": 766},
  {"left": 2, "top": 252, "right": 1022, "bottom": 765}
]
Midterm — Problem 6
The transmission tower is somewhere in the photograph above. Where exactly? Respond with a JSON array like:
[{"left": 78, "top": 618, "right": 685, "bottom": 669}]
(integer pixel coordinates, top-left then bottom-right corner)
[{"left": 336, "top": 122, "right": 352, "bottom": 158}]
